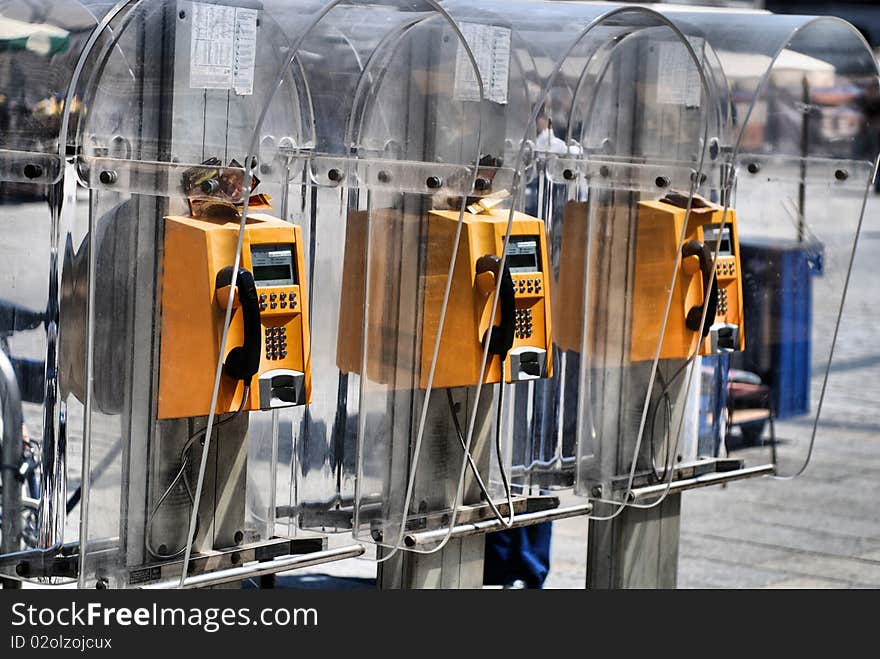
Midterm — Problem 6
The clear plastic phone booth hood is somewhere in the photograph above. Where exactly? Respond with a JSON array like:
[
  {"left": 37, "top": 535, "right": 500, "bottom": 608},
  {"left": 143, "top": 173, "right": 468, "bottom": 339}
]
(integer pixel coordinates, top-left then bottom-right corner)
[{"left": 0, "top": 0, "right": 876, "bottom": 589}]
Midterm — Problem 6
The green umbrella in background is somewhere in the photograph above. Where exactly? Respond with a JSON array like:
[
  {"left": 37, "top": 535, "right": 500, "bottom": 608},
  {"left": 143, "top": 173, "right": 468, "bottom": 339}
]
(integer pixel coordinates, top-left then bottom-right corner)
[{"left": 0, "top": 14, "right": 69, "bottom": 56}]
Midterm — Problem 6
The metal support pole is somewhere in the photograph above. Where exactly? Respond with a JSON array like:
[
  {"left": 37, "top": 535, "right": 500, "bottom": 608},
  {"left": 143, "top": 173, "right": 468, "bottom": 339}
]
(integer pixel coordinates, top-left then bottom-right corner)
[
  {"left": 377, "top": 536, "right": 487, "bottom": 590},
  {"left": 0, "top": 350, "right": 23, "bottom": 588},
  {"left": 586, "top": 493, "right": 682, "bottom": 589},
  {"left": 377, "top": 382, "right": 496, "bottom": 589}
]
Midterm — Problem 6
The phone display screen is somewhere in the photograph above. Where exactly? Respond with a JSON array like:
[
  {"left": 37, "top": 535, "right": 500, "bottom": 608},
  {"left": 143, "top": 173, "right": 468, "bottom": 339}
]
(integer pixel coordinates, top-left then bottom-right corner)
[
  {"left": 704, "top": 225, "right": 734, "bottom": 257},
  {"left": 506, "top": 236, "right": 540, "bottom": 273},
  {"left": 251, "top": 244, "right": 297, "bottom": 286}
]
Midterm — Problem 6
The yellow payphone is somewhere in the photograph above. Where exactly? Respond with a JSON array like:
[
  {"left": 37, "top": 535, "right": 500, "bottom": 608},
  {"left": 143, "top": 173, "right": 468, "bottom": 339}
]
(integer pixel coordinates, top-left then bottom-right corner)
[
  {"left": 336, "top": 207, "right": 553, "bottom": 388},
  {"left": 158, "top": 212, "right": 312, "bottom": 419},
  {"left": 631, "top": 194, "right": 745, "bottom": 362}
]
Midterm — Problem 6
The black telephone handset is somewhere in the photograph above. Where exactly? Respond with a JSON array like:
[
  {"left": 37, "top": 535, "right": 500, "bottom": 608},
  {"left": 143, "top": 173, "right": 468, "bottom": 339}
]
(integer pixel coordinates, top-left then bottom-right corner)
[
  {"left": 476, "top": 254, "right": 516, "bottom": 360},
  {"left": 683, "top": 239, "right": 718, "bottom": 337},
  {"left": 216, "top": 266, "right": 262, "bottom": 381}
]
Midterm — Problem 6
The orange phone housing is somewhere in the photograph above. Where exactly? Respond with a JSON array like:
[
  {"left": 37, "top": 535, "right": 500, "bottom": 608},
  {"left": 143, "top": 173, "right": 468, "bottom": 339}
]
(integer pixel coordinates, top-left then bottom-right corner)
[
  {"left": 158, "top": 213, "right": 311, "bottom": 419},
  {"left": 631, "top": 199, "right": 745, "bottom": 362},
  {"left": 336, "top": 207, "right": 553, "bottom": 388}
]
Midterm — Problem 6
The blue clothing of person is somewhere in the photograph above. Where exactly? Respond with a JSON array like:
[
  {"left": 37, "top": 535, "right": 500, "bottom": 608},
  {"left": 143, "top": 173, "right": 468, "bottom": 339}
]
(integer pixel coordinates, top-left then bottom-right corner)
[{"left": 483, "top": 522, "right": 552, "bottom": 588}]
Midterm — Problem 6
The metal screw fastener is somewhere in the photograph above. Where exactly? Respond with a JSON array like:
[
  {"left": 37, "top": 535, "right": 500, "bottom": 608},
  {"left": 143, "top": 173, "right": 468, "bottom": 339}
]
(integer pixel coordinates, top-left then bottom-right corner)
[
  {"left": 655, "top": 175, "right": 670, "bottom": 188},
  {"left": 328, "top": 168, "right": 343, "bottom": 182},
  {"left": 709, "top": 138, "right": 720, "bottom": 161},
  {"left": 95, "top": 578, "right": 108, "bottom": 589},
  {"left": 426, "top": 175, "right": 442, "bottom": 189},
  {"left": 178, "top": 9, "right": 186, "bottom": 19},
  {"left": 234, "top": 530, "right": 244, "bottom": 545},
  {"left": 278, "top": 136, "right": 297, "bottom": 157},
  {"left": 377, "top": 170, "right": 391, "bottom": 183},
  {"left": 591, "top": 486, "right": 603, "bottom": 498},
  {"left": 23, "top": 163, "right": 43, "bottom": 179},
  {"left": 599, "top": 165, "right": 611, "bottom": 178},
  {"left": 835, "top": 169, "right": 849, "bottom": 181},
  {"left": 99, "top": 170, "right": 118, "bottom": 185},
  {"left": 747, "top": 162, "right": 761, "bottom": 175},
  {"left": 474, "top": 177, "right": 491, "bottom": 191},
  {"left": 230, "top": 552, "right": 241, "bottom": 566},
  {"left": 563, "top": 168, "right": 575, "bottom": 181}
]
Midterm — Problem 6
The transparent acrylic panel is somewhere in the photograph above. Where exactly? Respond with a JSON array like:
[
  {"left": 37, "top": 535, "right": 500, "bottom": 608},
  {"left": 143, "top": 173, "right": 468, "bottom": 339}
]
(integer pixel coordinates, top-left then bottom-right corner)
[
  {"left": 676, "top": 14, "right": 880, "bottom": 482},
  {"left": 654, "top": 11, "right": 878, "bottom": 155},
  {"left": 725, "top": 156, "right": 873, "bottom": 476},
  {"left": 68, "top": 0, "right": 316, "bottom": 587},
  {"left": 0, "top": 0, "right": 111, "bottom": 584},
  {"left": 377, "top": 6, "right": 727, "bottom": 525},
  {"left": 245, "top": 407, "right": 298, "bottom": 544},
  {"left": 75, "top": 0, "right": 314, "bottom": 194},
  {"left": 0, "top": 0, "right": 112, "bottom": 182},
  {"left": 294, "top": 182, "right": 360, "bottom": 533},
  {"left": 338, "top": 11, "right": 488, "bottom": 554},
  {"left": 501, "top": 19, "right": 720, "bottom": 503},
  {"left": 0, "top": 171, "right": 85, "bottom": 584},
  {"left": 249, "top": 2, "right": 481, "bottom": 540},
  {"left": 736, "top": 20, "right": 876, "bottom": 162}
]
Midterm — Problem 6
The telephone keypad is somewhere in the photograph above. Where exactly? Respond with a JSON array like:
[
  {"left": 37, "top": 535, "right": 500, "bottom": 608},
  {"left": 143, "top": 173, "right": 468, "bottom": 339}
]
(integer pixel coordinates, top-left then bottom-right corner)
[
  {"left": 515, "top": 276, "right": 542, "bottom": 297},
  {"left": 257, "top": 287, "right": 299, "bottom": 314},
  {"left": 515, "top": 307, "right": 534, "bottom": 340},
  {"left": 717, "top": 286, "right": 729, "bottom": 316},
  {"left": 512, "top": 273, "right": 543, "bottom": 341},
  {"left": 264, "top": 326, "right": 289, "bottom": 361},
  {"left": 715, "top": 260, "right": 735, "bottom": 278}
]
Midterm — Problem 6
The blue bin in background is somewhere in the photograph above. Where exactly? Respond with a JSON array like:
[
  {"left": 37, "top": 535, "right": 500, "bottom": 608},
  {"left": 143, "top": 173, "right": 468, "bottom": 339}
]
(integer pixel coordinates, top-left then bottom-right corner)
[{"left": 731, "top": 237, "right": 823, "bottom": 420}]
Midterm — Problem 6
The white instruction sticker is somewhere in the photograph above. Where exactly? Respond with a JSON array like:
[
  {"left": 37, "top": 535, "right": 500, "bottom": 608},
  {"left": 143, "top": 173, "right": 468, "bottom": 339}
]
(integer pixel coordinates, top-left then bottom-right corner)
[
  {"left": 232, "top": 8, "right": 257, "bottom": 95},
  {"left": 190, "top": 2, "right": 257, "bottom": 95},
  {"left": 656, "top": 39, "right": 703, "bottom": 107},
  {"left": 454, "top": 23, "right": 511, "bottom": 105}
]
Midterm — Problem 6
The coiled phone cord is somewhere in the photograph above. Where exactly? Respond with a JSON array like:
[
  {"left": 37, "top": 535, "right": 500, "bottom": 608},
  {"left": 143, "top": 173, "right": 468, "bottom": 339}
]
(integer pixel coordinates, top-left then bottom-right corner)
[{"left": 145, "top": 385, "right": 250, "bottom": 560}]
